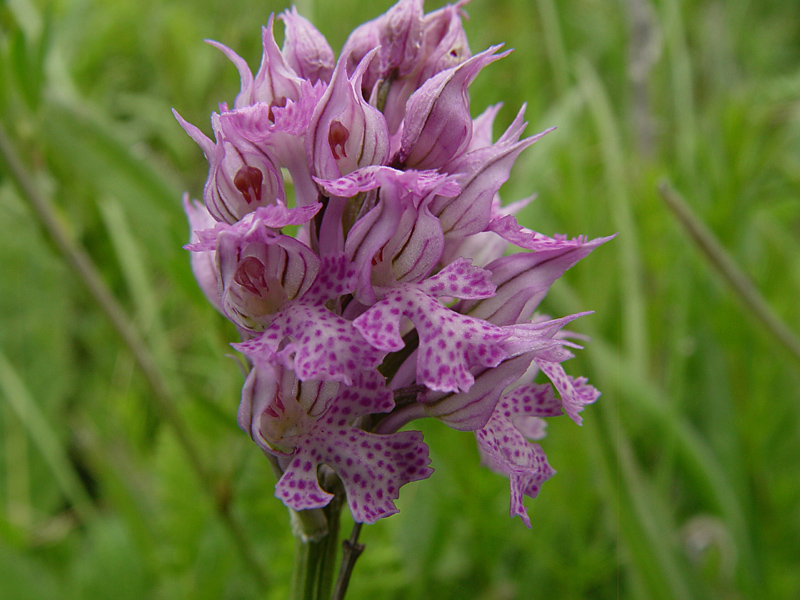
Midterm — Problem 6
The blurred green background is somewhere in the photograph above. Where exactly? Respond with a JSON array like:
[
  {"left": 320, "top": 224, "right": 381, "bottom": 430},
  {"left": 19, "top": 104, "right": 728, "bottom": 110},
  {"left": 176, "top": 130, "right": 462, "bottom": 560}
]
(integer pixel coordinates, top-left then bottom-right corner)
[{"left": 1, "top": 0, "right": 799, "bottom": 598}]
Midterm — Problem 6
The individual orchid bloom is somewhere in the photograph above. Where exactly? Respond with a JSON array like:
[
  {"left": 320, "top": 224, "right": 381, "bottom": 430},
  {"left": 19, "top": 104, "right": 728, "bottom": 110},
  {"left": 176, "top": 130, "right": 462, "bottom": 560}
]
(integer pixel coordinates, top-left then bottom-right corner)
[
  {"left": 215, "top": 84, "right": 327, "bottom": 208},
  {"left": 306, "top": 49, "right": 390, "bottom": 182},
  {"left": 174, "top": 110, "right": 286, "bottom": 223},
  {"left": 417, "top": 313, "right": 592, "bottom": 430},
  {"left": 239, "top": 365, "right": 434, "bottom": 523},
  {"left": 216, "top": 228, "right": 320, "bottom": 332},
  {"left": 183, "top": 203, "right": 322, "bottom": 331},
  {"left": 305, "top": 51, "right": 392, "bottom": 255},
  {"left": 397, "top": 46, "right": 509, "bottom": 170},
  {"left": 459, "top": 234, "right": 615, "bottom": 325},
  {"left": 347, "top": 187, "right": 442, "bottom": 295},
  {"left": 279, "top": 7, "right": 335, "bottom": 84},
  {"left": 234, "top": 298, "right": 387, "bottom": 384},
  {"left": 475, "top": 383, "right": 560, "bottom": 527},
  {"left": 353, "top": 258, "right": 510, "bottom": 393},
  {"left": 234, "top": 254, "right": 386, "bottom": 385}
]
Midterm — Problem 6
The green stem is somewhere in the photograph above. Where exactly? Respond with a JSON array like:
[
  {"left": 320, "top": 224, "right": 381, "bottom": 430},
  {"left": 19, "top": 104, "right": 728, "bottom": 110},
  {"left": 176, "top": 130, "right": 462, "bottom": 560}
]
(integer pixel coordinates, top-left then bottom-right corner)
[
  {"left": 331, "top": 522, "right": 364, "bottom": 600},
  {"left": 290, "top": 479, "right": 345, "bottom": 600}
]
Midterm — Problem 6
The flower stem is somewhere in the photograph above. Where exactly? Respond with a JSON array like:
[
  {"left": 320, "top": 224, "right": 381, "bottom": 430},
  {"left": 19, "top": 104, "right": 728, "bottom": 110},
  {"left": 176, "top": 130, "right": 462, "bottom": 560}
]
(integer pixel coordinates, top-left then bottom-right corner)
[
  {"left": 374, "top": 401, "right": 427, "bottom": 434},
  {"left": 290, "top": 478, "right": 345, "bottom": 600},
  {"left": 332, "top": 522, "right": 365, "bottom": 600}
]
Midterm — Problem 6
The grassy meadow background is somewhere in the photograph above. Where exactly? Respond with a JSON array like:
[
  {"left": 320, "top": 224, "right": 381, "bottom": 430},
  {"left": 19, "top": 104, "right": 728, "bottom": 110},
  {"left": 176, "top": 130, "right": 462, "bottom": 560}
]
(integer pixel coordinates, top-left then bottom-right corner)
[{"left": 2, "top": 0, "right": 800, "bottom": 598}]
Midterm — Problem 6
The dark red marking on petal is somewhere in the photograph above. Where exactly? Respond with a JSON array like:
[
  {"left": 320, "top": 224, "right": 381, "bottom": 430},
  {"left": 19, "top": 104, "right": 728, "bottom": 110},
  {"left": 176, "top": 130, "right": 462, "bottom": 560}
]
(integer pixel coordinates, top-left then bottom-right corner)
[
  {"left": 328, "top": 121, "right": 350, "bottom": 160},
  {"left": 234, "top": 165, "right": 264, "bottom": 204}
]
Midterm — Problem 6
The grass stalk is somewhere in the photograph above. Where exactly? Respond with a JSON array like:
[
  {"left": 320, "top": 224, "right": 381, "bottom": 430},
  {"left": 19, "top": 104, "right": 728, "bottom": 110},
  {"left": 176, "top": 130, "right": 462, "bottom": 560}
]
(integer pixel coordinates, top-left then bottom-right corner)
[{"left": 659, "top": 181, "right": 800, "bottom": 368}]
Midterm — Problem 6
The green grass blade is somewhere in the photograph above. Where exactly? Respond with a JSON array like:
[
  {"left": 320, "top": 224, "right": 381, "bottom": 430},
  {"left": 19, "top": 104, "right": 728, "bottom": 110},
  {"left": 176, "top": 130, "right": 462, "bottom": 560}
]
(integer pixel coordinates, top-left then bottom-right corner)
[
  {"left": 660, "top": 0, "right": 699, "bottom": 180},
  {"left": 549, "top": 278, "right": 760, "bottom": 594},
  {"left": 585, "top": 413, "right": 694, "bottom": 600},
  {"left": 0, "top": 349, "right": 97, "bottom": 524},
  {"left": 576, "top": 58, "right": 648, "bottom": 378},
  {"left": 535, "top": 0, "right": 570, "bottom": 95},
  {"left": 99, "top": 197, "right": 179, "bottom": 378},
  {"left": 590, "top": 339, "right": 760, "bottom": 594}
]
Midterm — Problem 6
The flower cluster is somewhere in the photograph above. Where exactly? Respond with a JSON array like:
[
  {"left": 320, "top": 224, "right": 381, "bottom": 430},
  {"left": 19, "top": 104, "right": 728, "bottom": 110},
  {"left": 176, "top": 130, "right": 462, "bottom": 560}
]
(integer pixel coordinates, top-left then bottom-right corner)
[{"left": 177, "top": 0, "right": 611, "bottom": 527}]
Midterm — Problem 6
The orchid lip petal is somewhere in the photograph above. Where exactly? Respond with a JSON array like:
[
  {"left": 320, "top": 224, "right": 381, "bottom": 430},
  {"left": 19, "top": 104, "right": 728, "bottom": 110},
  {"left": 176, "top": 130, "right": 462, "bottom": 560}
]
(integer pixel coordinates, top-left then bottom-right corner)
[
  {"left": 239, "top": 367, "right": 433, "bottom": 523},
  {"left": 475, "top": 386, "right": 557, "bottom": 526},
  {"left": 353, "top": 259, "right": 507, "bottom": 394}
]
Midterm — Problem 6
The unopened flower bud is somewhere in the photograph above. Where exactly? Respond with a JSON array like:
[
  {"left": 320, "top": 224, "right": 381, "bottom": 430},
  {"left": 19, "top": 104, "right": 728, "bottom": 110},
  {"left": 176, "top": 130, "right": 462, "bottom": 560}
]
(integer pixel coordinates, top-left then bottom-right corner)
[
  {"left": 208, "top": 15, "right": 304, "bottom": 110},
  {"left": 414, "top": 1, "right": 472, "bottom": 86},
  {"left": 279, "top": 7, "right": 335, "bottom": 84},
  {"left": 398, "top": 46, "right": 507, "bottom": 170}
]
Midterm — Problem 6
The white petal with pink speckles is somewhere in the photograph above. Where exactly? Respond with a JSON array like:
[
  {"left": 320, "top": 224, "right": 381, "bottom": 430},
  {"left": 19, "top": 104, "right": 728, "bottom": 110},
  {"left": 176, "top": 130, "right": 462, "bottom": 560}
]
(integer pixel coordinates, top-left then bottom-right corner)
[
  {"left": 534, "top": 360, "right": 600, "bottom": 425},
  {"left": 235, "top": 302, "right": 384, "bottom": 385},
  {"left": 476, "top": 384, "right": 560, "bottom": 527},
  {"left": 270, "top": 371, "right": 434, "bottom": 523},
  {"left": 354, "top": 259, "right": 507, "bottom": 392}
]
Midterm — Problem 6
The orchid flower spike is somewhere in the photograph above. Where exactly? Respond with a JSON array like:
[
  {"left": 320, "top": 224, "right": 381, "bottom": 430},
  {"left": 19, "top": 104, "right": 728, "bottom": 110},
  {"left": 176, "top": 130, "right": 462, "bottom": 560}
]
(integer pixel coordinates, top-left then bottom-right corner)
[{"left": 175, "top": 0, "right": 613, "bottom": 528}]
